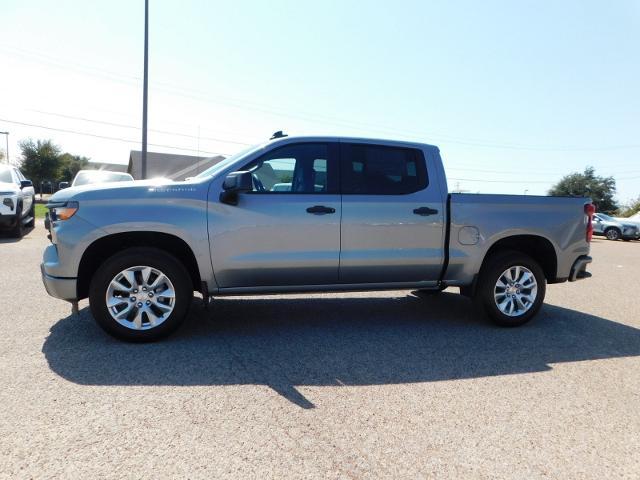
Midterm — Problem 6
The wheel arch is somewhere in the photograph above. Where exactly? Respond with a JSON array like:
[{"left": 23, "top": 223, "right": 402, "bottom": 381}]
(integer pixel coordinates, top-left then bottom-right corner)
[
  {"left": 77, "top": 231, "right": 202, "bottom": 300},
  {"left": 480, "top": 234, "right": 558, "bottom": 283}
]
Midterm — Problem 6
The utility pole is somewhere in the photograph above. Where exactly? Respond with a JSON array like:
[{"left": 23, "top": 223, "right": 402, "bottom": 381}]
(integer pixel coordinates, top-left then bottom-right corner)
[
  {"left": 141, "top": 0, "right": 149, "bottom": 179},
  {"left": 0, "top": 131, "right": 8, "bottom": 164}
]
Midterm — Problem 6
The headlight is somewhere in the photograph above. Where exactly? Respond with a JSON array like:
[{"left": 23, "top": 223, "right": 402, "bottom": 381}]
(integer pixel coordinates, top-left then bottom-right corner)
[
  {"left": 2, "top": 197, "right": 14, "bottom": 210},
  {"left": 49, "top": 201, "right": 79, "bottom": 221}
]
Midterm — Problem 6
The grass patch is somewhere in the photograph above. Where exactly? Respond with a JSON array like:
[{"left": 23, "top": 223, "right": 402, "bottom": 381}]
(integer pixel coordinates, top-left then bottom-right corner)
[{"left": 35, "top": 203, "right": 48, "bottom": 219}]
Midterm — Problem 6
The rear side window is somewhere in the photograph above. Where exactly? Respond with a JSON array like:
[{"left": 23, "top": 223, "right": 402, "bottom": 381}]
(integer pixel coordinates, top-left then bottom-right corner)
[{"left": 340, "top": 143, "right": 428, "bottom": 195}]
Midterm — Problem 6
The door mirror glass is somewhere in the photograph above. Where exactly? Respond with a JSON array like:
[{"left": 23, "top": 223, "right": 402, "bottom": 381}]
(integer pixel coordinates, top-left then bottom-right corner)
[
  {"left": 58, "top": 181, "right": 69, "bottom": 190},
  {"left": 220, "top": 171, "right": 253, "bottom": 205},
  {"left": 223, "top": 171, "right": 253, "bottom": 191},
  {"left": 20, "top": 180, "right": 33, "bottom": 189}
]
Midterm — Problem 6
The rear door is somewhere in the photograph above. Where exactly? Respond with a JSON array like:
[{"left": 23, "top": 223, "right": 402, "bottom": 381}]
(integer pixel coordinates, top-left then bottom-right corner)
[{"left": 339, "top": 142, "right": 445, "bottom": 284}]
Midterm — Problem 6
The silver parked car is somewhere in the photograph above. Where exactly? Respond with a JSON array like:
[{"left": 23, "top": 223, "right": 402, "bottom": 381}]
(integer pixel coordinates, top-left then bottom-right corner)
[{"left": 592, "top": 213, "right": 640, "bottom": 241}]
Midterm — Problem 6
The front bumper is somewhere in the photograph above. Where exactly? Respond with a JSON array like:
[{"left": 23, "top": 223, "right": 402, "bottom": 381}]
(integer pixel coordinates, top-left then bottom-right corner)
[
  {"left": 569, "top": 255, "right": 592, "bottom": 282},
  {"left": 0, "top": 213, "right": 18, "bottom": 227},
  {"left": 41, "top": 263, "right": 77, "bottom": 301}
]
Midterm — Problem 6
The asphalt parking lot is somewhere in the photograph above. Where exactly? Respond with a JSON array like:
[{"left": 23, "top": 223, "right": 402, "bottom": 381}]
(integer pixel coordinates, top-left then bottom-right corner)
[{"left": 1, "top": 227, "right": 639, "bottom": 479}]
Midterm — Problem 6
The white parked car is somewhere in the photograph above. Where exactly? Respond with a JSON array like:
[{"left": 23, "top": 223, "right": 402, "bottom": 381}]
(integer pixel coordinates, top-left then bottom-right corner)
[
  {"left": 70, "top": 170, "right": 134, "bottom": 187},
  {"left": 0, "top": 164, "right": 36, "bottom": 237}
]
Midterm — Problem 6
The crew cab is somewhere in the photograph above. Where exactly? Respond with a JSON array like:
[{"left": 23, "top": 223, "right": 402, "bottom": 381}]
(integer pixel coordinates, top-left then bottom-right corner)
[
  {"left": 0, "top": 164, "right": 35, "bottom": 237},
  {"left": 41, "top": 136, "right": 594, "bottom": 341}
]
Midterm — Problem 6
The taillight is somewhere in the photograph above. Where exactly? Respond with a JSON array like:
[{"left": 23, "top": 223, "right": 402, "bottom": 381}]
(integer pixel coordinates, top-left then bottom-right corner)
[{"left": 585, "top": 203, "right": 595, "bottom": 242}]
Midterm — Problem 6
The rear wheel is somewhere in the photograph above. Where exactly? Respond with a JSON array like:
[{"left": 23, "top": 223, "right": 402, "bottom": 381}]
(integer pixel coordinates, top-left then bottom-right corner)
[
  {"left": 89, "top": 248, "right": 193, "bottom": 342},
  {"left": 473, "top": 251, "right": 546, "bottom": 327},
  {"left": 605, "top": 227, "right": 621, "bottom": 241}
]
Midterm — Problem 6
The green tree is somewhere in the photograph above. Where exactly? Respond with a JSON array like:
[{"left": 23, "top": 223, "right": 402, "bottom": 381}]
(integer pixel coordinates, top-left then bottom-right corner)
[
  {"left": 58, "top": 153, "right": 89, "bottom": 182},
  {"left": 548, "top": 166, "right": 618, "bottom": 213},
  {"left": 18, "top": 139, "right": 62, "bottom": 191}
]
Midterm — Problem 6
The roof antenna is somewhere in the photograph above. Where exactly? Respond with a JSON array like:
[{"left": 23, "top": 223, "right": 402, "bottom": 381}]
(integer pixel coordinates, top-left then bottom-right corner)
[{"left": 270, "top": 130, "right": 288, "bottom": 140}]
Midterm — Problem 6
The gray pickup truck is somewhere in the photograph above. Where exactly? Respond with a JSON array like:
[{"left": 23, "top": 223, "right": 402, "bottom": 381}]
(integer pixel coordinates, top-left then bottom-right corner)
[{"left": 41, "top": 136, "right": 594, "bottom": 341}]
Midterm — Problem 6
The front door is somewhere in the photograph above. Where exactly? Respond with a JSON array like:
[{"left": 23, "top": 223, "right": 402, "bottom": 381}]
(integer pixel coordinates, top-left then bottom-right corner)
[
  {"left": 209, "top": 142, "right": 341, "bottom": 288},
  {"left": 338, "top": 142, "right": 446, "bottom": 284}
]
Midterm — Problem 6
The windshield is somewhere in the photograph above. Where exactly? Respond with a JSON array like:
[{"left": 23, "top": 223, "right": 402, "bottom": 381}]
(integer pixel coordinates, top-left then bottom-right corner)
[
  {"left": 195, "top": 145, "right": 261, "bottom": 178},
  {"left": 73, "top": 171, "right": 133, "bottom": 186},
  {"left": 0, "top": 167, "right": 13, "bottom": 184},
  {"left": 597, "top": 213, "right": 614, "bottom": 221}
]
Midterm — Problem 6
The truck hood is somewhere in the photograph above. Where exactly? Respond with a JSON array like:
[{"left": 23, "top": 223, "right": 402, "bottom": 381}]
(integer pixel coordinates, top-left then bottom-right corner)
[
  {"left": 48, "top": 178, "right": 186, "bottom": 203},
  {"left": 0, "top": 181, "right": 19, "bottom": 194}
]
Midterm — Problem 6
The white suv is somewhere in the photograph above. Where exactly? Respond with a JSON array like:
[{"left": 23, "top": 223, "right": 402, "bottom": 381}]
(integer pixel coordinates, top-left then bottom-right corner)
[{"left": 0, "top": 164, "right": 36, "bottom": 237}]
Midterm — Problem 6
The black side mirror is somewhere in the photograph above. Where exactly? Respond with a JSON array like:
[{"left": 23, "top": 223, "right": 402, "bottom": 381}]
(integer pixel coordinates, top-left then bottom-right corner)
[
  {"left": 220, "top": 171, "right": 253, "bottom": 205},
  {"left": 58, "top": 181, "right": 69, "bottom": 190},
  {"left": 20, "top": 180, "right": 33, "bottom": 189}
]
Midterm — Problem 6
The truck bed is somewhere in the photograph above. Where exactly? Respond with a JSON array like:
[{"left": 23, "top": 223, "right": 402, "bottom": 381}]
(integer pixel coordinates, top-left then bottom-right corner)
[{"left": 444, "top": 193, "right": 591, "bottom": 286}]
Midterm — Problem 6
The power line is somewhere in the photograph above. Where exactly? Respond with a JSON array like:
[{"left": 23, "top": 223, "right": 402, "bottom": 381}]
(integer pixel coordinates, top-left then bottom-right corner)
[
  {"left": 448, "top": 177, "right": 552, "bottom": 184},
  {"left": 3, "top": 43, "right": 640, "bottom": 153},
  {"left": 30, "top": 110, "right": 254, "bottom": 146},
  {"left": 2, "top": 115, "right": 639, "bottom": 183},
  {"left": 0, "top": 118, "right": 230, "bottom": 156},
  {"left": 21, "top": 106, "right": 640, "bottom": 177},
  {"left": 445, "top": 166, "right": 640, "bottom": 178}
]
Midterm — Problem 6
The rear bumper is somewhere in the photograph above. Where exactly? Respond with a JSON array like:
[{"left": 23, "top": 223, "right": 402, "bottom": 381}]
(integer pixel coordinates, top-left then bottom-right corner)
[
  {"left": 41, "top": 263, "right": 77, "bottom": 301},
  {"left": 569, "top": 255, "right": 592, "bottom": 282}
]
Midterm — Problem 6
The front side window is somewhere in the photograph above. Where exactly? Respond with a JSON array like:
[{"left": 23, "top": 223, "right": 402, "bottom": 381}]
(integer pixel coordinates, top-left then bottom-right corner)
[
  {"left": 341, "top": 143, "right": 428, "bottom": 195},
  {"left": 243, "top": 143, "right": 337, "bottom": 193}
]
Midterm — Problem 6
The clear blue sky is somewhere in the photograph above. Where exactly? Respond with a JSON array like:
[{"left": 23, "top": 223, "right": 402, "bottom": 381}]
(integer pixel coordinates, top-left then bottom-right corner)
[{"left": 1, "top": 0, "right": 638, "bottom": 201}]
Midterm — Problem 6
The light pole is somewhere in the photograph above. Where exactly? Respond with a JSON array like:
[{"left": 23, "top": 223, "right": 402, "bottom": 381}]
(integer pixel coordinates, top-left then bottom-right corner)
[
  {"left": 141, "top": 0, "right": 149, "bottom": 179},
  {"left": 0, "top": 131, "right": 8, "bottom": 164}
]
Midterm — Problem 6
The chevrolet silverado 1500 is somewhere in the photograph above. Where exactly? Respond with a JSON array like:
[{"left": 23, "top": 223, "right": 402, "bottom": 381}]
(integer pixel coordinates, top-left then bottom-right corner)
[{"left": 41, "top": 136, "right": 594, "bottom": 341}]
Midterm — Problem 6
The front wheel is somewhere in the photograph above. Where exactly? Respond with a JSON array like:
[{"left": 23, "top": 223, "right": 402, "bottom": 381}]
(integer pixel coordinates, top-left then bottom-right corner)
[
  {"left": 10, "top": 202, "right": 24, "bottom": 238},
  {"left": 26, "top": 199, "right": 35, "bottom": 228},
  {"left": 473, "top": 251, "right": 546, "bottom": 327},
  {"left": 605, "top": 228, "right": 621, "bottom": 241},
  {"left": 89, "top": 248, "right": 193, "bottom": 342}
]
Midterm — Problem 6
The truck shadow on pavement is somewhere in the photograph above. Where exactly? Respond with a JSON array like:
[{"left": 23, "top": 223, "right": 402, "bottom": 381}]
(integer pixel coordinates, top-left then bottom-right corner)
[{"left": 43, "top": 292, "right": 640, "bottom": 409}]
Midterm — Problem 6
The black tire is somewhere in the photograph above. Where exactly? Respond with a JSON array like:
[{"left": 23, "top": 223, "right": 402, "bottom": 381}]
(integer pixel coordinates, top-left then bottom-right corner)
[
  {"left": 473, "top": 250, "right": 546, "bottom": 327},
  {"left": 89, "top": 247, "right": 193, "bottom": 342},
  {"left": 10, "top": 201, "right": 23, "bottom": 238},
  {"left": 26, "top": 199, "right": 35, "bottom": 228},
  {"left": 604, "top": 227, "right": 621, "bottom": 241}
]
